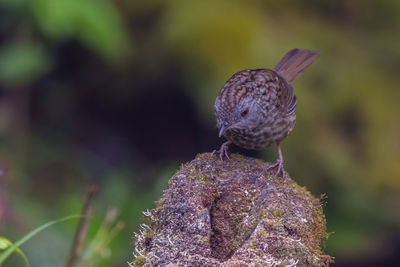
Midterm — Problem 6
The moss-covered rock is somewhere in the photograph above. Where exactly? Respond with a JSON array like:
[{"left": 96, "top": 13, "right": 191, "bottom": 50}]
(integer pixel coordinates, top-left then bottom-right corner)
[{"left": 131, "top": 153, "right": 332, "bottom": 266}]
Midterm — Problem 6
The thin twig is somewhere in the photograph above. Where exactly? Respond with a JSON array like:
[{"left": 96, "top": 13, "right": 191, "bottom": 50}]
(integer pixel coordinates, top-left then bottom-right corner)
[
  {"left": 64, "top": 184, "right": 98, "bottom": 267},
  {"left": 0, "top": 169, "right": 7, "bottom": 224}
]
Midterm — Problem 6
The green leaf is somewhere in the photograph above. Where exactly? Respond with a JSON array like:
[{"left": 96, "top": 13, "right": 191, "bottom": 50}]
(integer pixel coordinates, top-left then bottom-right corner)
[
  {"left": 30, "top": 0, "right": 131, "bottom": 61},
  {"left": 0, "top": 215, "right": 81, "bottom": 266},
  {"left": 76, "top": 0, "right": 131, "bottom": 61},
  {"left": 0, "top": 237, "right": 30, "bottom": 267},
  {"left": 0, "top": 43, "right": 51, "bottom": 86}
]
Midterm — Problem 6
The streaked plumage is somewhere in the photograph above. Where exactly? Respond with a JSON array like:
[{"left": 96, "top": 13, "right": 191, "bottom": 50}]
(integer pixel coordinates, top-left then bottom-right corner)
[{"left": 214, "top": 48, "right": 319, "bottom": 176}]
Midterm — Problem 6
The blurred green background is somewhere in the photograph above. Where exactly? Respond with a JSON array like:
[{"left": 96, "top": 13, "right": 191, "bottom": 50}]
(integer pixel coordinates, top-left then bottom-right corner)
[{"left": 1, "top": 0, "right": 400, "bottom": 266}]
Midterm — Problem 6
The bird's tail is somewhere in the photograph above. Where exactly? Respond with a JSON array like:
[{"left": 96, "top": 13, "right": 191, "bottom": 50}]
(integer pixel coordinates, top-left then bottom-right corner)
[{"left": 274, "top": 48, "right": 320, "bottom": 84}]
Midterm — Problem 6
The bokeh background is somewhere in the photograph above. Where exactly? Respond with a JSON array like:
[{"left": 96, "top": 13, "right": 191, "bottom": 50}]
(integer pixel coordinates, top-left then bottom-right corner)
[{"left": 1, "top": 0, "right": 400, "bottom": 266}]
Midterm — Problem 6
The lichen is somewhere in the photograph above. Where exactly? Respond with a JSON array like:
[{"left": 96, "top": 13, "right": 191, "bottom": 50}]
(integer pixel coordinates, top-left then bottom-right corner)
[{"left": 130, "top": 152, "right": 333, "bottom": 266}]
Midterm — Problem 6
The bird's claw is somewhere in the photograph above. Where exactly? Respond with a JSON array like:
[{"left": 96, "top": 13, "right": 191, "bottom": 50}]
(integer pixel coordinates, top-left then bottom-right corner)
[
  {"left": 212, "top": 141, "right": 231, "bottom": 160},
  {"left": 265, "top": 158, "right": 285, "bottom": 177}
]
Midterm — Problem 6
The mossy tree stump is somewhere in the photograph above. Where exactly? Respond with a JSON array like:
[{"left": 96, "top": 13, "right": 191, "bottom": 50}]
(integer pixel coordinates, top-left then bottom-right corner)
[{"left": 131, "top": 153, "right": 332, "bottom": 266}]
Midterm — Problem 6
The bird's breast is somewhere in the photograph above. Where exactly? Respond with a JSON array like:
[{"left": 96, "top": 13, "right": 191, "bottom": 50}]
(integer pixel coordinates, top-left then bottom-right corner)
[{"left": 224, "top": 114, "right": 296, "bottom": 150}]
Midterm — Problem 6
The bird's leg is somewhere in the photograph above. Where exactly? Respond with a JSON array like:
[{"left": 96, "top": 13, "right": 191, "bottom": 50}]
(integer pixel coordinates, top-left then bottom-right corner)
[
  {"left": 265, "top": 143, "right": 285, "bottom": 177},
  {"left": 212, "top": 140, "right": 232, "bottom": 160}
]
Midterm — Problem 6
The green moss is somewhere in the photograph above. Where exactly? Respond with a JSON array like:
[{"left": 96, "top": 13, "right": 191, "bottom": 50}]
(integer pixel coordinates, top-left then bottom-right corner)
[
  {"left": 199, "top": 238, "right": 205, "bottom": 245},
  {"left": 259, "top": 228, "right": 268, "bottom": 237},
  {"left": 274, "top": 209, "right": 282, "bottom": 217},
  {"left": 198, "top": 173, "right": 209, "bottom": 185},
  {"left": 143, "top": 229, "right": 153, "bottom": 245},
  {"left": 229, "top": 243, "right": 237, "bottom": 251},
  {"left": 261, "top": 209, "right": 268, "bottom": 217},
  {"left": 133, "top": 256, "right": 146, "bottom": 266}
]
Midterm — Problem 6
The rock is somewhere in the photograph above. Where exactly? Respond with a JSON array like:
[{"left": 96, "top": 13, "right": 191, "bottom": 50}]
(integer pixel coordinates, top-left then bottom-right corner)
[{"left": 131, "top": 153, "right": 332, "bottom": 266}]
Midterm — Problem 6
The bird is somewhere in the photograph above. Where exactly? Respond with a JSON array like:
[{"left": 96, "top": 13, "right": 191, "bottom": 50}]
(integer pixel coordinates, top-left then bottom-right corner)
[{"left": 213, "top": 48, "right": 319, "bottom": 176}]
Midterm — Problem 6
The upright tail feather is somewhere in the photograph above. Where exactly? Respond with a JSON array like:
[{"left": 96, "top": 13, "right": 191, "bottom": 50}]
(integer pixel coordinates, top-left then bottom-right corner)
[{"left": 274, "top": 48, "right": 320, "bottom": 84}]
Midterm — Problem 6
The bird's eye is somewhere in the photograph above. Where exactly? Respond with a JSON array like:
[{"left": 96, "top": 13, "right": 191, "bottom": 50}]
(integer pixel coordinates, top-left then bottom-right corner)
[{"left": 241, "top": 108, "right": 249, "bottom": 117}]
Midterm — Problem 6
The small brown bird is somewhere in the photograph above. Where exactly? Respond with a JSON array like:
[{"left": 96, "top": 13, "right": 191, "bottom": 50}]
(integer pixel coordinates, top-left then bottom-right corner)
[{"left": 213, "top": 48, "right": 319, "bottom": 176}]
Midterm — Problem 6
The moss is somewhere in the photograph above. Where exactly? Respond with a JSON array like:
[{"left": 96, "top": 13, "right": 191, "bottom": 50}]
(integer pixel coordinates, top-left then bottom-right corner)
[
  {"left": 259, "top": 228, "right": 268, "bottom": 237},
  {"left": 132, "top": 152, "right": 332, "bottom": 266},
  {"left": 197, "top": 173, "right": 209, "bottom": 185},
  {"left": 274, "top": 209, "right": 282, "bottom": 217},
  {"left": 261, "top": 209, "right": 268, "bottom": 217},
  {"left": 133, "top": 256, "right": 146, "bottom": 266},
  {"left": 229, "top": 243, "right": 238, "bottom": 252},
  {"left": 143, "top": 230, "right": 153, "bottom": 245}
]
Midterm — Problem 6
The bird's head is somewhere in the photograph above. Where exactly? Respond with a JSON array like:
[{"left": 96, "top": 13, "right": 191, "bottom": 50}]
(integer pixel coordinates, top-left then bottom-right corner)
[{"left": 214, "top": 95, "right": 261, "bottom": 138}]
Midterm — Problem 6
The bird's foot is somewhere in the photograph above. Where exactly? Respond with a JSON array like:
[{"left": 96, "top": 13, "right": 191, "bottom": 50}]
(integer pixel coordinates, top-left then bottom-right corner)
[
  {"left": 212, "top": 141, "right": 231, "bottom": 160},
  {"left": 265, "top": 158, "right": 285, "bottom": 177}
]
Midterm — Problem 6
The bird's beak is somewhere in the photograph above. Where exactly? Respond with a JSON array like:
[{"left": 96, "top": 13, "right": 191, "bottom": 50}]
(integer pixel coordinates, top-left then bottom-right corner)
[{"left": 218, "top": 125, "right": 226, "bottom": 138}]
